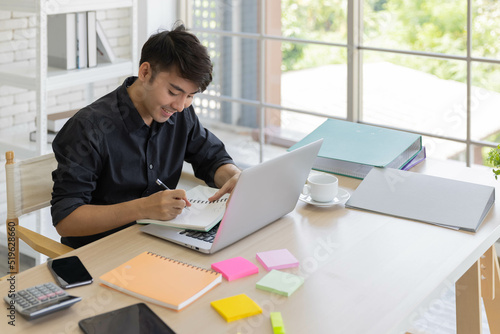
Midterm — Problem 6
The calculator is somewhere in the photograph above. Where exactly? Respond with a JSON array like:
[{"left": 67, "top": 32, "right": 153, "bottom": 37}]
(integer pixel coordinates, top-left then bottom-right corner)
[{"left": 4, "top": 282, "right": 82, "bottom": 319}]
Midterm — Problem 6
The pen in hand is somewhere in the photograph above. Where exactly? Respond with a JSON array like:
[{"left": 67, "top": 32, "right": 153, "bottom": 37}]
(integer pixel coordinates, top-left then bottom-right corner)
[{"left": 156, "top": 179, "right": 190, "bottom": 210}]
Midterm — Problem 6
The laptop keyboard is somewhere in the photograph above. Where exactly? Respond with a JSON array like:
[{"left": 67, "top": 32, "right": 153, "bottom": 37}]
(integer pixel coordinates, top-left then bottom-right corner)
[{"left": 180, "top": 223, "right": 220, "bottom": 243}]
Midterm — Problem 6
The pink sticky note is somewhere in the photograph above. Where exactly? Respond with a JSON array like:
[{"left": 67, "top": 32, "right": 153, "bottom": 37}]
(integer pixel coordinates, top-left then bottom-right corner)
[
  {"left": 211, "top": 257, "right": 259, "bottom": 281},
  {"left": 256, "top": 249, "right": 299, "bottom": 271}
]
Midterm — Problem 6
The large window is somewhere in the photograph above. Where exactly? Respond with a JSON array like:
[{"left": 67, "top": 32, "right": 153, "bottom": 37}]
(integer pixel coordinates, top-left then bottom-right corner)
[{"left": 183, "top": 0, "right": 500, "bottom": 168}]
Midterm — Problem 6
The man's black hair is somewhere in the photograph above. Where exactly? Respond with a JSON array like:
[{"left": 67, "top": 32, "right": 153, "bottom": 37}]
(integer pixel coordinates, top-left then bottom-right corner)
[{"left": 139, "top": 22, "right": 213, "bottom": 92}]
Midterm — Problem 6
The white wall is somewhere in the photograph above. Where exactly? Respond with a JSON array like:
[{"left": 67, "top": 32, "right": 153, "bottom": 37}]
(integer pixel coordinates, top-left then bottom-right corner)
[{"left": 138, "top": 0, "right": 178, "bottom": 51}]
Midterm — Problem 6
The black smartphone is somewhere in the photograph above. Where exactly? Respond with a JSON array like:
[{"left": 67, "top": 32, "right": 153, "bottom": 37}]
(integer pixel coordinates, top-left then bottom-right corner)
[
  {"left": 79, "top": 303, "right": 176, "bottom": 334},
  {"left": 47, "top": 256, "right": 93, "bottom": 289}
]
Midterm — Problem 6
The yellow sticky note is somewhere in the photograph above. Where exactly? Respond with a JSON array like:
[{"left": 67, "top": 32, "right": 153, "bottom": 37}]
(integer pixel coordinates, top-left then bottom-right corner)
[
  {"left": 211, "top": 294, "right": 262, "bottom": 322},
  {"left": 270, "top": 312, "right": 285, "bottom": 334}
]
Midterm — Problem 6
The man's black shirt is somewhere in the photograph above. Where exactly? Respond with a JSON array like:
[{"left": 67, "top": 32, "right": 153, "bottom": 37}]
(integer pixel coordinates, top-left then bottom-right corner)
[{"left": 51, "top": 77, "right": 234, "bottom": 248}]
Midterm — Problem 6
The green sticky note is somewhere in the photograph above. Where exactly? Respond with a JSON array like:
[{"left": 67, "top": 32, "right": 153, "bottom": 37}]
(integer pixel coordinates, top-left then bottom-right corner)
[
  {"left": 270, "top": 312, "right": 285, "bottom": 334},
  {"left": 256, "top": 270, "right": 304, "bottom": 297}
]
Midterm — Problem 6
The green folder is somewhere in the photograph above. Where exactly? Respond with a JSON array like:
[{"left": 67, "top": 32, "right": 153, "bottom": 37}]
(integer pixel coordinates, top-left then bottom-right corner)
[{"left": 288, "top": 119, "right": 422, "bottom": 179}]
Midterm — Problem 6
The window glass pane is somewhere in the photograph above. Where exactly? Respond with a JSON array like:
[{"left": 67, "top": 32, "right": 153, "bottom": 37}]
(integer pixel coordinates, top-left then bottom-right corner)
[
  {"left": 195, "top": 34, "right": 259, "bottom": 127},
  {"left": 192, "top": 0, "right": 258, "bottom": 33},
  {"left": 471, "top": 62, "right": 500, "bottom": 144},
  {"left": 198, "top": 104, "right": 290, "bottom": 167},
  {"left": 275, "top": 39, "right": 347, "bottom": 118},
  {"left": 472, "top": 0, "right": 500, "bottom": 59},
  {"left": 281, "top": 110, "right": 328, "bottom": 143},
  {"left": 280, "top": 0, "right": 348, "bottom": 44},
  {"left": 362, "top": 52, "right": 467, "bottom": 144},
  {"left": 254, "top": 107, "right": 324, "bottom": 154},
  {"left": 363, "top": 0, "right": 467, "bottom": 56},
  {"left": 423, "top": 136, "right": 466, "bottom": 163},
  {"left": 197, "top": 101, "right": 261, "bottom": 166}
]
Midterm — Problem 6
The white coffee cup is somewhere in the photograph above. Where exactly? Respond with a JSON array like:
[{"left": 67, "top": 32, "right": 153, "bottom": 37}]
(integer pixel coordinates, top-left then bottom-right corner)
[{"left": 302, "top": 173, "right": 338, "bottom": 202}]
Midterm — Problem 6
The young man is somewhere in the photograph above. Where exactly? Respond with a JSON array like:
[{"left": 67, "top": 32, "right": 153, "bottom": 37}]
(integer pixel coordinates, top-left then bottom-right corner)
[{"left": 51, "top": 24, "right": 240, "bottom": 248}]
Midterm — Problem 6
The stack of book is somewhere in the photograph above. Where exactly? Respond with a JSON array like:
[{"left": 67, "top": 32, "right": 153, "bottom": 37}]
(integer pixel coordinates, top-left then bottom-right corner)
[
  {"left": 48, "top": 12, "right": 115, "bottom": 70},
  {"left": 288, "top": 118, "right": 426, "bottom": 179}
]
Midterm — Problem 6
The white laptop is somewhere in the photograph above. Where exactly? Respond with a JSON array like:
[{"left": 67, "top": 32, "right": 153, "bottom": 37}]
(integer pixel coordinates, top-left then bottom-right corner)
[{"left": 140, "top": 139, "right": 323, "bottom": 254}]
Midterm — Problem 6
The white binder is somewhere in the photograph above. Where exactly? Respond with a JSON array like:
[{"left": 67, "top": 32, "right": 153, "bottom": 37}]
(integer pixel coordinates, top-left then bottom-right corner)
[{"left": 346, "top": 167, "right": 495, "bottom": 232}]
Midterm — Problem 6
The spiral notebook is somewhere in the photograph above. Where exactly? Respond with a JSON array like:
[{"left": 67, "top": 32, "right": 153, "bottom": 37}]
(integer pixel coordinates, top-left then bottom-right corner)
[
  {"left": 137, "top": 185, "right": 228, "bottom": 232},
  {"left": 99, "top": 251, "right": 222, "bottom": 311}
]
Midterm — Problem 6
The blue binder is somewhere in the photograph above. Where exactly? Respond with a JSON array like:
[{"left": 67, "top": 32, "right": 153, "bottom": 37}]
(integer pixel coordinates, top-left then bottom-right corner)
[{"left": 288, "top": 119, "right": 422, "bottom": 179}]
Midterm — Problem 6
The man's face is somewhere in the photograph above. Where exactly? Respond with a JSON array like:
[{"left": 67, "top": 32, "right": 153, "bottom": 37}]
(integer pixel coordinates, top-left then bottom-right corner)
[{"left": 138, "top": 66, "right": 199, "bottom": 125}]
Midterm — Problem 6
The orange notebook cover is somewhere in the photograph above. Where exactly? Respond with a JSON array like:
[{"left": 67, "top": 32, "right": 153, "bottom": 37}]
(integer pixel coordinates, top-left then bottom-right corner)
[{"left": 99, "top": 251, "right": 222, "bottom": 311}]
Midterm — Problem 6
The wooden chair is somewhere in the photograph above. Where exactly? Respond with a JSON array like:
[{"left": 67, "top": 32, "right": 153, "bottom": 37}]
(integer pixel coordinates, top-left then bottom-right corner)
[{"left": 5, "top": 151, "right": 73, "bottom": 275}]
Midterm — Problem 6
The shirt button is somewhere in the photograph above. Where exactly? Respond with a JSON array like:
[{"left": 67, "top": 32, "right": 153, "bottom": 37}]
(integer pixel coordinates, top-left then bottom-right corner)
[{"left": 149, "top": 164, "right": 153, "bottom": 170}]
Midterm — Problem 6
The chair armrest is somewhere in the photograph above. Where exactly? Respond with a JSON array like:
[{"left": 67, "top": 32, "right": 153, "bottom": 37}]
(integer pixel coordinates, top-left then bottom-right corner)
[{"left": 16, "top": 226, "right": 73, "bottom": 259}]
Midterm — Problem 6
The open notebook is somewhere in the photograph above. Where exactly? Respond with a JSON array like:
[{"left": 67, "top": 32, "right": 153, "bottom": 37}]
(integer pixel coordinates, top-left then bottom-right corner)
[{"left": 137, "top": 185, "right": 228, "bottom": 231}]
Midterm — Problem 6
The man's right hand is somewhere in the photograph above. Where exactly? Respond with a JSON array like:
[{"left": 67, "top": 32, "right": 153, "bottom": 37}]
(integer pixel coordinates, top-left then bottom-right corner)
[{"left": 147, "top": 189, "right": 192, "bottom": 221}]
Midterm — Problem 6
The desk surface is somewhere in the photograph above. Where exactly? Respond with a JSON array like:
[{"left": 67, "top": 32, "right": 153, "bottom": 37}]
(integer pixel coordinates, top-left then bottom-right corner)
[{"left": 1, "top": 160, "right": 499, "bottom": 334}]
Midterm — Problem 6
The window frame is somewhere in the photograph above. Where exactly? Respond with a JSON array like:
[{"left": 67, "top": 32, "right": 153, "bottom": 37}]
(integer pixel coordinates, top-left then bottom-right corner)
[{"left": 181, "top": 0, "right": 500, "bottom": 167}]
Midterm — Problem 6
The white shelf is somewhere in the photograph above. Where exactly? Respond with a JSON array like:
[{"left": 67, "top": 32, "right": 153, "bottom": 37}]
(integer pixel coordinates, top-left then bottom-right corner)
[
  {"left": 0, "top": 129, "right": 51, "bottom": 159},
  {"left": 0, "top": 59, "right": 134, "bottom": 91},
  {"left": 0, "top": 0, "right": 133, "bottom": 14},
  {"left": 0, "top": 0, "right": 138, "bottom": 156}
]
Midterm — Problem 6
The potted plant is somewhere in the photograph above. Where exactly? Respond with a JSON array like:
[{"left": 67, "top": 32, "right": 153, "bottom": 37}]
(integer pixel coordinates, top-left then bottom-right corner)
[{"left": 487, "top": 145, "right": 500, "bottom": 179}]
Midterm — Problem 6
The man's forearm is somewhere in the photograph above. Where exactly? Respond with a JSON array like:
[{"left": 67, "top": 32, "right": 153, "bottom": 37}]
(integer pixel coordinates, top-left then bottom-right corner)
[
  {"left": 55, "top": 188, "right": 189, "bottom": 237},
  {"left": 55, "top": 198, "right": 147, "bottom": 237},
  {"left": 214, "top": 163, "right": 241, "bottom": 188}
]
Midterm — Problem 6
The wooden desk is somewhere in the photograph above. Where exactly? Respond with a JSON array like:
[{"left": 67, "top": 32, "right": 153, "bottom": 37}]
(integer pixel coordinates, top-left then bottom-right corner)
[{"left": 1, "top": 160, "right": 499, "bottom": 333}]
